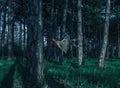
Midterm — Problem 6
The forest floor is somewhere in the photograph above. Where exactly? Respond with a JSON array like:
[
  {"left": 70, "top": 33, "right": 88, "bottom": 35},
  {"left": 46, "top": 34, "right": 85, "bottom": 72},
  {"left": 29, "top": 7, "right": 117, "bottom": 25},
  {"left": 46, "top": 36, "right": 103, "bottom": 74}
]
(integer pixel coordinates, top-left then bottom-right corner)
[
  {"left": 45, "top": 58, "right": 120, "bottom": 88},
  {"left": 0, "top": 58, "right": 120, "bottom": 88},
  {"left": 0, "top": 58, "right": 23, "bottom": 88}
]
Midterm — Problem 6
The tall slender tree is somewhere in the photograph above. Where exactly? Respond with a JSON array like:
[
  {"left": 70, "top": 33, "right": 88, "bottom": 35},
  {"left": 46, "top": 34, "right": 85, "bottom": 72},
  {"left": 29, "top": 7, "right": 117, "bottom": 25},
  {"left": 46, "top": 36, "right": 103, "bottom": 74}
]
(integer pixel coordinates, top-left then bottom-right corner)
[
  {"left": 77, "top": 0, "right": 83, "bottom": 65},
  {"left": 1, "top": 6, "right": 6, "bottom": 57},
  {"left": 19, "top": 22, "right": 22, "bottom": 48},
  {"left": 8, "top": 1, "right": 14, "bottom": 60},
  {"left": 24, "top": 0, "right": 45, "bottom": 87},
  {"left": 36, "top": 0, "right": 45, "bottom": 87},
  {"left": 118, "top": 23, "right": 120, "bottom": 57},
  {"left": 99, "top": 0, "right": 111, "bottom": 67},
  {"left": 23, "top": 19, "right": 26, "bottom": 56},
  {"left": 47, "top": 0, "right": 55, "bottom": 59},
  {"left": 62, "top": 0, "right": 68, "bottom": 34}
]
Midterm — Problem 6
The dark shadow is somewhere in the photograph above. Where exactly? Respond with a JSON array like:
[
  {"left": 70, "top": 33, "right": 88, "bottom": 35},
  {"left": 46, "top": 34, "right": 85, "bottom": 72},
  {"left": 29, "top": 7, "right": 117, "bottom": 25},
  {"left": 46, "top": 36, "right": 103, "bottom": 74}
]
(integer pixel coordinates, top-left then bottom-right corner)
[
  {"left": 17, "top": 58, "right": 38, "bottom": 88},
  {"left": 0, "top": 63, "right": 16, "bottom": 88},
  {"left": 45, "top": 74, "right": 66, "bottom": 88},
  {"left": 17, "top": 59, "right": 27, "bottom": 88},
  {"left": 17, "top": 57, "right": 67, "bottom": 88}
]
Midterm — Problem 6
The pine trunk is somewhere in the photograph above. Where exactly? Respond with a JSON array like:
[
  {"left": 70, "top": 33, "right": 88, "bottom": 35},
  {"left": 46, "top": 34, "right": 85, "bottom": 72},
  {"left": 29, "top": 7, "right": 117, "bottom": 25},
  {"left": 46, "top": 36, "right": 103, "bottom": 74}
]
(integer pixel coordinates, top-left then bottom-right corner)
[
  {"left": 77, "top": 0, "right": 83, "bottom": 65},
  {"left": 118, "top": 24, "right": 120, "bottom": 57},
  {"left": 99, "top": 0, "right": 111, "bottom": 67},
  {"left": 19, "top": 22, "right": 22, "bottom": 48},
  {"left": 8, "top": 2, "right": 14, "bottom": 60},
  {"left": 62, "top": 0, "right": 68, "bottom": 34},
  {"left": 1, "top": 7, "right": 6, "bottom": 57},
  {"left": 36, "top": 0, "right": 44, "bottom": 87}
]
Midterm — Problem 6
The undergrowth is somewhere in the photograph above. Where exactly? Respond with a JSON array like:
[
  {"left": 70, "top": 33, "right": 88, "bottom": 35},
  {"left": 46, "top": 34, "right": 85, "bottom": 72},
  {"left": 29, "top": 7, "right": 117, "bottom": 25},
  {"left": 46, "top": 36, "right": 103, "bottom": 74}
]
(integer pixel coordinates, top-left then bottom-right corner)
[
  {"left": 0, "top": 58, "right": 120, "bottom": 88},
  {"left": 45, "top": 58, "right": 120, "bottom": 88}
]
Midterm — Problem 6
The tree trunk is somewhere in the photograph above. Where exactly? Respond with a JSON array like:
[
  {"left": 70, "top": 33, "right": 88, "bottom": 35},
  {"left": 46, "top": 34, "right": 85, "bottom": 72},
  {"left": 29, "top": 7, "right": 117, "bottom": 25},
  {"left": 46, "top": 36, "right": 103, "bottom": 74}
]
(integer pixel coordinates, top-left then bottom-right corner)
[
  {"left": 25, "top": 0, "right": 38, "bottom": 87},
  {"left": 19, "top": 22, "right": 22, "bottom": 48},
  {"left": 25, "top": 0, "right": 45, "bottom": 87},
  {"left": 77, "top": 0, "right": 83, "bottom": 65},
  {"left": 62, "top": 0, "right": 68, "bottom": 34},
  {"left": 118, "top": 23, "right": 120, "bottom": 57},
  {"left": 54, "top": 9, "right": 58, "bottom": 59},
  {"left": 1, "top": 7, "right": 6, "bottom": 57},
  {"left": 23, "top": 19, "right": 26, "bottom": 57},
  {"left": 36, "top": 0, "right": 44, "bottom": 87},
  {"left": 47, "top": 0, "right": 55, "bottom": 60},
  {"left": 99, "top": 0, "right": 110, "bottom": 67},
  {"left": 0, "top": 13, "right": 1, "bottom": 54},
  {"left": 8, "top": 2, "right": 14, "bottom": 60}
]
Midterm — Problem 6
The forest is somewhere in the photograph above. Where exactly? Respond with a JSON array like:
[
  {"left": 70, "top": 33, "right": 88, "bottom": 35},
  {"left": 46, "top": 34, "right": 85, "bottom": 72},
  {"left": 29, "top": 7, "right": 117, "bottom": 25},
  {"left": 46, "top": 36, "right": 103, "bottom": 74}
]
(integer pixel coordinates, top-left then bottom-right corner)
[{"left": 0, "top": 0, "right": 120, "bottom": 88}]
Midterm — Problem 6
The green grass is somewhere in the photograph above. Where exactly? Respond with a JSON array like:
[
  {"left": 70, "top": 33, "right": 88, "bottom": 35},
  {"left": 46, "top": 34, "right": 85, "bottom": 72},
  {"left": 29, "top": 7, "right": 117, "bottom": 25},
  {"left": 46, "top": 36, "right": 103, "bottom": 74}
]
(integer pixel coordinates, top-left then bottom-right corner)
[
  {"left": 0, "top": 59, "right": 14, "bottom": 84},
  {"left": 45, "top": 58, "right": 120, "bottom": 88},
  {"left": 0, "top": 58, "right": 119, "bottom": 88},
  {"left": 0, "top": 58, "right": 24, "bottom": 88}
]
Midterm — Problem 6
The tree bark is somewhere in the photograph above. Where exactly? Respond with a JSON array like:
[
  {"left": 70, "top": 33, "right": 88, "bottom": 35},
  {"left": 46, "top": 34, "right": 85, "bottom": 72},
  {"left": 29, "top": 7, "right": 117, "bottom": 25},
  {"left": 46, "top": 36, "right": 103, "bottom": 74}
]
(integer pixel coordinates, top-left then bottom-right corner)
[
  {"left": 49, "top": 0, "right": 55, "bottom": 59},
  {"left": 1, "top": 6, "right": 6, "bottom": 57},
  {"left": 25, "top": 0, "right": 45, "bottom": 87},
  {"left": 36, "top": 0, "right": 44, "bottom": 87},
  {"left": 25, "top": 0, "right": 38, "bottom": 87},
  {"left": 99, "top": 0, "right": 111, "bottom": 67},
  {"left": 62, "top": 0, "right": 68, "bottom": 34},
  {"left": 19, "top": 22, "right": 22, "bottom": 48},
  {"left": 23, "top": 19, "right": 26, "bottom": 57},
  {"left": 118, "top": 23, "right": 120, "bottom": 57},
  {"left": 77, "top": 0, "right": 83, "bottom": 65},
  {"left": 0, "top": 13, "right": 1, "bottom": 53},
  {"left": 8, "top": 1, "right": 14, "bottom": 60}
]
